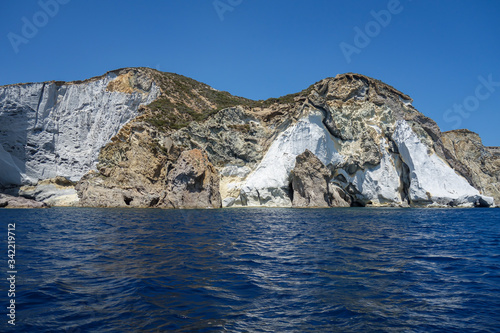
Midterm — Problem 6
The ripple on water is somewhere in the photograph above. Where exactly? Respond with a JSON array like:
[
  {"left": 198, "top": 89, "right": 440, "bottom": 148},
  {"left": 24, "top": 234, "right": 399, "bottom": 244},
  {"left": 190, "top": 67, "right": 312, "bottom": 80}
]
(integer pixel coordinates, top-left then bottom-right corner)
[{"left": 0, "top": 207, "right": 499, "bottom": 332}]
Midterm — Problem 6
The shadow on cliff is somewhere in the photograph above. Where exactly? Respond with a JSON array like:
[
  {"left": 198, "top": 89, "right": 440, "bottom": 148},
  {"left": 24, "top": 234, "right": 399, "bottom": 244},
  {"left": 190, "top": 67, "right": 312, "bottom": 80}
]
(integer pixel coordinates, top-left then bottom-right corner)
[{"left": 0, "top": 87, "right": 34, "bottom": 193}]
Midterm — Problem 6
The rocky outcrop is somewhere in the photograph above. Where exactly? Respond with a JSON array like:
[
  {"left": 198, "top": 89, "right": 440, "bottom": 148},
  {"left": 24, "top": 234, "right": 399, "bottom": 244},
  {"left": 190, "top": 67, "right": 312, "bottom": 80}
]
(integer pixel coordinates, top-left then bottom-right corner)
[
  {"left": 221, "top": 74, "right": 494, "bottom": 208},
  {"left": 291, "top": 150, "right": 350, "bottom": 207},
  {"left": 75, "top": 118, "right": 221, "bottom": 208},
  {"left": 391, "top": 120, "right": 490, "bottom": 206},
  {"left": 291, "top": 150, "right": 331, "bottom": 208},
  {"left": 0, "top": 193, "right": 48, "bottom": 208},
  {"left": 75, "top": 118, "right": 172, "bottom": 208},
  {"left": 161, "top": 149, "right": 221, "bottom": 209},
  {"left": 450, "top": 194, "right": 495, "bottom": 208},
  {"left": 442, "top": 129, "right": 500, "bottom": 205},
  {"left": 1, "top": 69, "right": 497, "bottom": 208},
  {"left": 18, "top": 176, "right": 78, "bottom": 206}
]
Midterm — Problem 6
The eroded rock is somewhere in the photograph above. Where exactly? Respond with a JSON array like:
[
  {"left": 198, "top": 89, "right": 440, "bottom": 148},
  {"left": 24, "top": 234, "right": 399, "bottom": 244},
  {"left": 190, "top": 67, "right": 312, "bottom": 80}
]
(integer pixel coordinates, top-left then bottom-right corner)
[
  {"left": 18, "top": 176, "right": 78, "bottom": 206},
  {"left": 162, "top": 149, "right": 221, "bottom": 209},
  {"left": 0, "top": 194, "right": 48, "bottom": 208},
  {"left": 442, "top": 129, "right": 499, "bottom": 205},
  {"left": 291, "top": 150, "right": 350, "bottom": 208},
  {"left": 2, "top": 69, "right": 498, "bottom": 209}
]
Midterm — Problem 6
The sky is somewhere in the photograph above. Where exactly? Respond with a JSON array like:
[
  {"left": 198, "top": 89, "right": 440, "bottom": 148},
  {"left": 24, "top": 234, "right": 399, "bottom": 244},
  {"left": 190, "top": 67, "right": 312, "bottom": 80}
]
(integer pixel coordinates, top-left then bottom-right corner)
[{"left": 1, "top": 0, "right": 499, "bottom": 145}]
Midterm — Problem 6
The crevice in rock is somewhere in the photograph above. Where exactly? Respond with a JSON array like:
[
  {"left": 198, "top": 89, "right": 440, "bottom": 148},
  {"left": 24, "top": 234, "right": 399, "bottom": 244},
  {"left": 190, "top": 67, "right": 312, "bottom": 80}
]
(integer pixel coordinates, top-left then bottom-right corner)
[
  {"left": 345, "top": 183, "right": 364, "bottom": 207},
  {"left": 399, "top": 160, "right": 411, "bottom": 205},
  {"left": 256, "top": 189, "right": 262, "bottom": 205},
  {"left": 239, "top": 191, "right": 248, "bottom": 206},
  {"left": 149, "top": 197, "right": 159, "bottom": 207},
  {"left": 124, "top": 195, "right": 133, "bottom": 205},
  {"left": 324, "top": 186, "right": 332, "bottom": 206},
  {"left": 307, "top": 100, "right": 342, "bottom": 140},
  {"left": 351, "top": 200, "right": 365, "bottom": 207},
  {"left": 34, "top": 83, "right": 45, "bottom": 129}
]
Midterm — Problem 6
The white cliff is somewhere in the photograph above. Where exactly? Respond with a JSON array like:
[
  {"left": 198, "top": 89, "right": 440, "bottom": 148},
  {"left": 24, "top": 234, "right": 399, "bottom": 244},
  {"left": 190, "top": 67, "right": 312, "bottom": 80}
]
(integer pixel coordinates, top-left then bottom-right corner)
[
  {"left": 338, "top": 140, "right": 404, "bottom": 206},
  {"left": 0, "top": 70, "right": 159, "bottom": 190},
  {"left": 236, "top": 110, "right": 344, "bottom": 207},
  {"left": 392, "top": 120, "right": 484, "bottom": 205}
]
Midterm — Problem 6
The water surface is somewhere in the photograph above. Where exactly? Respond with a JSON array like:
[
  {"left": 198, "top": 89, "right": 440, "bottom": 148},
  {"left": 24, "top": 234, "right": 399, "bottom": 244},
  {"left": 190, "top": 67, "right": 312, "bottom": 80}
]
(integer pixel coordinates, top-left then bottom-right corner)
[{"left": 0, "top": 208, "right": 499, "bottom": 332}]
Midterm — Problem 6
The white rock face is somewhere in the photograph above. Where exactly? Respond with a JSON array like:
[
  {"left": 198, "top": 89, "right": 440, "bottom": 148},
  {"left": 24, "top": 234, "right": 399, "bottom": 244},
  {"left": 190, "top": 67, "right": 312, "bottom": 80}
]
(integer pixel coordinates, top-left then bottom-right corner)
[
  {"left": 239, "top": 110, "right": 344, "bottom": 207},
  {"left": 451, "top": 194, "right": 495, "bottom": 208},
  {"left": 339, "top": 140, "right": 403, "bottom": 205},
  {"left": 392, "top": 120, "right": 480, "bottom": 204},
  {"left": 220, "top": 165, "right": 252, "bottom": 178},
  {"left": 0, "top": 144, "right": 25, "bottom": 186},
  {"left": 0, "top": 73, "right": 159, "bottom": 187},
  {"left": 227, "top": 116, "right": 488, "bottom": 208}
]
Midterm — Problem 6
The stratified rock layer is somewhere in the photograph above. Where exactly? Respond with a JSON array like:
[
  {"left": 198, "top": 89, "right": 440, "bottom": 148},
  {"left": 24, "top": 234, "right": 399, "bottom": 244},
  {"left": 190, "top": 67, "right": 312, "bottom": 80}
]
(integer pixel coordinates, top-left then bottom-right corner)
[{"left": 18, "top": 176, "right": 78, "bottom": 206}]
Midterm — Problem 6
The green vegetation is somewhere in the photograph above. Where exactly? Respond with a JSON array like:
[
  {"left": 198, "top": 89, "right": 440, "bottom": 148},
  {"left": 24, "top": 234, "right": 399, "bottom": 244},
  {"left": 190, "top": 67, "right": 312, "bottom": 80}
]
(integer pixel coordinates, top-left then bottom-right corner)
[{"left": 144, "top": 71, "right": 314, "bottom": 131}]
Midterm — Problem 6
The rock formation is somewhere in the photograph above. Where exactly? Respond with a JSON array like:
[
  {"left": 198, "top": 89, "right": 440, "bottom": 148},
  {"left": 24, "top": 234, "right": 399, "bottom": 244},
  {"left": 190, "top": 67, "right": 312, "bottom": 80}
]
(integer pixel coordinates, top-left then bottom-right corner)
[
  {"left": 0, "top": 67, "right": 159, "bottom": 205},
  {"left": 291, "top": 150, "right": 350, "bottom": 207},
  {"left": 18, "top": 176, "right": 78, "bottom": 206},
  {"left": 0, "top": 68, "right": 497, "bottom": 208},
  {"left": 75, "top": 119, "right": 172, "bottom": 208},
  {"left": 0, "top": 193, "right": 48, "bottom": 208},
  {"left": 162, "top": 149, "right": 221, "bottom": 209},
  {"left": 442, "top": 129, "right": 500, "bottom": 204}
]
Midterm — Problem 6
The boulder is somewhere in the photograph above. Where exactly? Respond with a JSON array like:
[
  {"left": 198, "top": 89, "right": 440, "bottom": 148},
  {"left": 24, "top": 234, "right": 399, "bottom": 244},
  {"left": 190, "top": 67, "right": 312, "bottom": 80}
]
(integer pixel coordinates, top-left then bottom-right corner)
[
  {"left": 450, "top": 194, "right": 495, "bottom": 208},
  {"left": 0, "top": 194, "right": 49, "bottom": 208},
  {"left": 291, "top": 150, "right": 350, "bottom": 208},
  {"left": 162, "top": 149, "right": 222, "bottom": 209},
  {"left": 18, "top": 176, "right": 79, "bottom": 206}
]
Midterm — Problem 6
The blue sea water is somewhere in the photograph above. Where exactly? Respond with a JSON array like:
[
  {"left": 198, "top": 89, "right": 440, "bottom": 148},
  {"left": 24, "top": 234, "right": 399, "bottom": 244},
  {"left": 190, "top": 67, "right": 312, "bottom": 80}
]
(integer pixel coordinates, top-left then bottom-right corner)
[{"left": 0, "top": 207, "right": 499, "bottom": 332}]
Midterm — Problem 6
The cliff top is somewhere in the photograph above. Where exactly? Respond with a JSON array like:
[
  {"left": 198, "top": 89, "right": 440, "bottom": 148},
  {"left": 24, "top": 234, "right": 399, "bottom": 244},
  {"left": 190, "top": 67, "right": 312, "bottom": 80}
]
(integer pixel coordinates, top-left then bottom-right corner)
[
  {"left": 333, "top": 73, "right": 412, "bottom": 102},
  {"left": 0, "top": 67, "right": 415, "bottom": 130},
  {"left": 0, "top": 67, "right": 411, "bottom": 103}
]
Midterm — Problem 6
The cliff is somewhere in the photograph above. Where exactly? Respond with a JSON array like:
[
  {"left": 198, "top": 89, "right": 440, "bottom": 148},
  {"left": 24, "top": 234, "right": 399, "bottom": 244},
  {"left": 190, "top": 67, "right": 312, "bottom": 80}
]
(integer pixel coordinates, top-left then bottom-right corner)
[
  {"left": 442, "top": 129, "right": 500, "bottom": 204},
  {"left": 0, "top": 68, "right": 497, "bottom": 208}
]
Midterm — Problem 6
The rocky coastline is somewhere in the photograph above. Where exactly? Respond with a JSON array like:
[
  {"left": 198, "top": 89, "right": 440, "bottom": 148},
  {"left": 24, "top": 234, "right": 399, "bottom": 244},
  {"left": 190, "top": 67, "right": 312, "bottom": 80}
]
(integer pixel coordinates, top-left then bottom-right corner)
[{"left": 0, "top": 68, "right": 498, "bottom": 209}]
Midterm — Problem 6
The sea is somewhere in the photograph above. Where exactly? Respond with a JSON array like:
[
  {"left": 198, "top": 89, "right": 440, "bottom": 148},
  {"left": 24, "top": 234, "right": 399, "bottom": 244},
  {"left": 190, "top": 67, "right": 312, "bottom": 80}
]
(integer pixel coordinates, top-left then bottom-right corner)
[{"left": 0, "top": 207, "right": 499, "bottom": 332}]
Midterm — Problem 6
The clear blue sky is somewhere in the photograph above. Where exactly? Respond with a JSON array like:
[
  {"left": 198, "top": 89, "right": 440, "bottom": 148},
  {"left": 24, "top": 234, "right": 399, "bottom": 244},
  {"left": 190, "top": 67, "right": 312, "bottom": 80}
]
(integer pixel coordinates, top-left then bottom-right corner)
[{"left": 1, "top": 0, "right": 499, "bottom": 145}]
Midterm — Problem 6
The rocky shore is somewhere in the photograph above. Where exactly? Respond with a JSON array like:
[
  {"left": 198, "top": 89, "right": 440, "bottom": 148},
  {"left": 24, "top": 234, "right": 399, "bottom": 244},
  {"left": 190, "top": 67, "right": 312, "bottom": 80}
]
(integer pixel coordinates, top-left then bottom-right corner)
[{"left": 1, "top": 68, "right": 498, "bottom": 208}]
